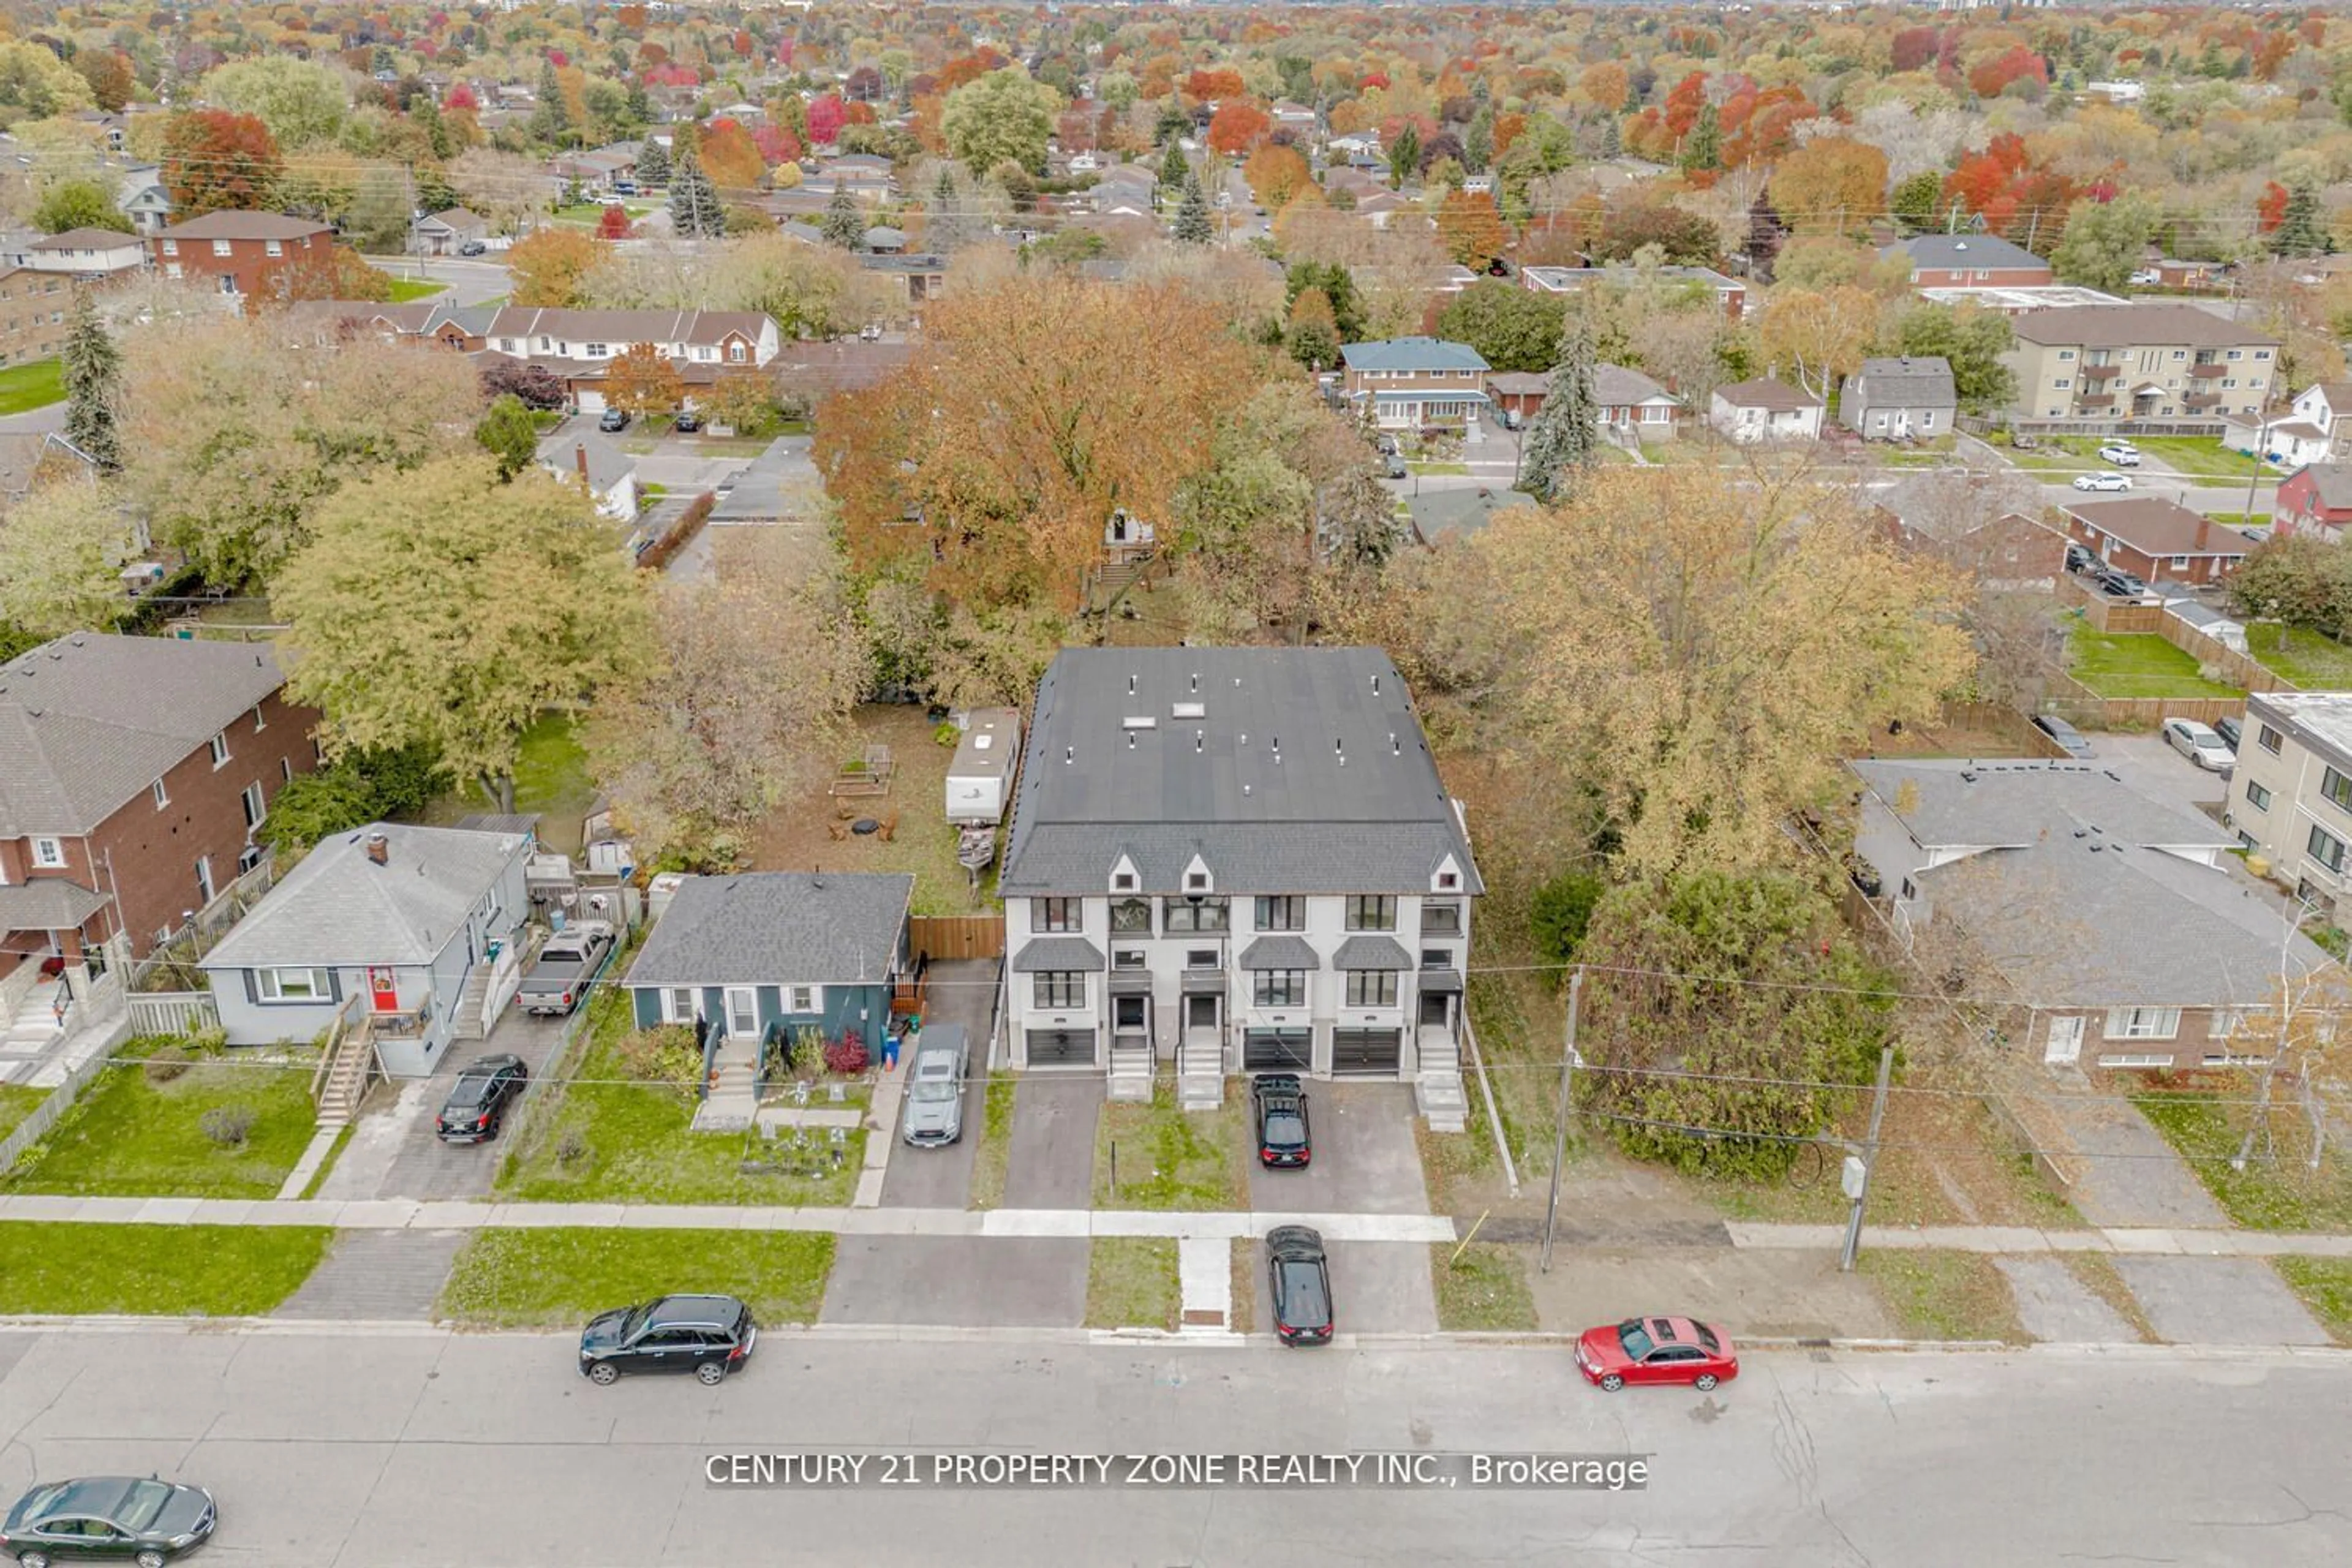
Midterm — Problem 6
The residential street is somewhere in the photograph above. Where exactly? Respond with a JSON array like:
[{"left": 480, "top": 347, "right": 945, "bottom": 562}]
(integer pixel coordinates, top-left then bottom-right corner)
[
  {"left": 363, "top": 255, "right": 515, "bottom": 307},
  {"left": 0, "top": 1330, "right": 2345, "bottom": 1566}
]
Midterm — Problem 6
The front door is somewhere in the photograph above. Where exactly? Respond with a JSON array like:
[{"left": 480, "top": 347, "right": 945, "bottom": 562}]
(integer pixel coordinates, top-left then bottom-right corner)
[
  {"left": 725, "top": 987, "right": 759, "bottom": 1038},
  {"left": 368, "top": 966, "right": 399, "bottom": 1013},
  {"left": 1419, "top": 991, "right": 1451, "bottom": 1028},
  {"left": 2043, "top": 1014, "right": 2084, "bottom": 1067},
  {"left": 1186, "top": 994, "right": 1219, "bottom": 1030}
]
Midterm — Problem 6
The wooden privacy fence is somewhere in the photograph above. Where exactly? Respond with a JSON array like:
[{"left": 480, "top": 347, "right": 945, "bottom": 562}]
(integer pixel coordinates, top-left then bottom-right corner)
[{"left": 909, "top": 914, "right": 1005, "bottom": 961}]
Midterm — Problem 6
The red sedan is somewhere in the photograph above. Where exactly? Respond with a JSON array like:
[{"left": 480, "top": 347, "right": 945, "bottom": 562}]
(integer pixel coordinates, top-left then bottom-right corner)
[{"left": 1575, "top": 1316, "right": 1738, "bottom": 1392}]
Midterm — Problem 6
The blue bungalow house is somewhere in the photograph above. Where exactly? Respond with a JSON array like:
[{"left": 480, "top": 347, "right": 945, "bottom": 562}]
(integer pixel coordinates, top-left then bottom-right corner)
[{"left": 624, "top": 872, "right": 913, "bottom": 1047}]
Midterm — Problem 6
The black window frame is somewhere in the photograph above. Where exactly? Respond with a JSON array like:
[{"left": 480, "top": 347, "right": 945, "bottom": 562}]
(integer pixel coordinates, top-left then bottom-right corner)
[
  {"left": 1033, "top": 971, "right": 1085, "bottom": 1008},
  {"left": 1344, "top": 894, "right": 1398, "bottom": 932},
  {"left": 2310, "top": 823, "right": 2347, "bottom": 874},
  {"left": 2324, "top": 766, "right": 2352, "bottom": 815},
  {"left": 1253, "top": 970, "right": 1305, "bottom": 1007},
  {"left": 2258, "top": 723, "right": 2283, "bottom": 755},
  {"left": 1033, "top": 897, "right": 1079, "bottom": 933},
  {"left": 1109, "top": 897, "right": 1154, "bottom": 935},
  {"left": 1422, "top": 900, "right": 1463, "bottom": 935},
  {"left": 1345, "top": 970, "right": 1400, "bottom": 1008},
  {"left": 1254, "top": 895, "right": 1305, "bottom": 932},
  {"left": 1163, "top": 895, "right": 1230, "bottom": 932}
]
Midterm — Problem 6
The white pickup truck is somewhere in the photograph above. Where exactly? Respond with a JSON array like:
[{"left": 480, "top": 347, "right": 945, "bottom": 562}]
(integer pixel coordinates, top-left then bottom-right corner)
[{"left": 515, "top": 921, "right": 616, "bottom": 1017}]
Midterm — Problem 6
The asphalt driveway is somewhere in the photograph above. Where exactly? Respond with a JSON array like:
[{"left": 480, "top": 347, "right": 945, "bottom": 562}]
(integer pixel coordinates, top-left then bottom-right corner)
[
  {"left": 320, "top": 1012, "right": 572, "bottom": 1202},
  {"left": 1246, "top": 1082, "right": 1430, "bottom": 1216},
  {"left": 879, "top": 960, "right": 998, "bottom": 1210},
  {"left": 2085, "top": 729, "right": 2231, "bottom": 813},
  {"left": 1247, "top": 1237, "right": 1438, "bottom": 1336},
  {"left": 820, "top": 1237, "right": 1087, "bottom": 1328},
  {"left": 1002, "top": 1077, "right": 1102, "bottom": 1210}
]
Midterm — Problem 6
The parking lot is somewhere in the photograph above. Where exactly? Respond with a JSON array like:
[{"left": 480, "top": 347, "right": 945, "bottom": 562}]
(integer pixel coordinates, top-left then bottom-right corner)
[{"left": 2083, "top": 728, "right": 2232, "bottom": 813}]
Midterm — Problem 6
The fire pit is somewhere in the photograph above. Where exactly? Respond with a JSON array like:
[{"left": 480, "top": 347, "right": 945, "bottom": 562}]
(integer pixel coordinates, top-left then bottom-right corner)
[{"left": 851, "top": 818, "right": 881, "bottom": 835}]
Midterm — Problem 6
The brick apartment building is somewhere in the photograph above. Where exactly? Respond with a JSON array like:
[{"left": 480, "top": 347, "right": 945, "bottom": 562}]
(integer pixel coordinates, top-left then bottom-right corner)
[
  {"left": 1885, "top": 233, "right": 2054, "bottom": 290},
  {"left": 0, "top": 635, "right": 320, "bottom": 978},
  {"left": 0, "top": 268, "right": 74, "bottom": 367},
  {"left": 148, "top": 211, "right": 334, "bottom": 299}
]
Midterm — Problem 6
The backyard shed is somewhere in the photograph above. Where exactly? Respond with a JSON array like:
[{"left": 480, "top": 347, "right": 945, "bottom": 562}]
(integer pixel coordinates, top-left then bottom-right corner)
[{"left": 946, "top": 708, "right": 1021, "bottom": 826}]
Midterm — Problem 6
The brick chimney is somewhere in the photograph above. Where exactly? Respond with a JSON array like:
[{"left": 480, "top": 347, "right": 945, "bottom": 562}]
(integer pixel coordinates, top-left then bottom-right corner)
[
  {"left": 575, "top": 442, "right": 589, "bottom": 482},
  {"left": 366, "top": 832, "right": 390, "bottom": 867},
  {"left": 2194, "top": 514, "right": 2210, "bottom": 552}
]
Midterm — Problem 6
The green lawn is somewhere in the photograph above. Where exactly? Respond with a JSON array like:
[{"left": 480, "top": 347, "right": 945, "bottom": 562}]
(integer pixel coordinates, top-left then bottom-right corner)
[
  {"left": 551, "top": 203, "right": 650, "bottom": 224},
  {"left": 5, "top": 1046, "right": 320, "bottom": 1199},
  {"left": 437, "top": 1228, "right": 836, "bottom": 1327},
  {"left": 386, "top": 277, "right": 448, "bottom": 303},
  {"left": 0, "top": 1222, "right": 330, "bottom": 1315},
  {"left": 1430, "top": 1241, "right": 1540, "bottom": 1332},
  {"left": 497, "top": 993, "right": 864, "bottom": 1207},
  {"left": 429, "top": 710, "right": 597, "bottom": 853},
  {"left": 1093, "top": 1078, "right": 1249, "bottom": 1211},
  {"left": 969, "top": 1071, "right": 1016, "bottom": 1210},
  {"left": 2274, "top": 1257, "right": 2352, "bottom": 1344},
  {"left": 2068, "top": 624, "right": 2242, "bottom": 699},
  {"left": 2133, "top": 1093, "right": 2352, "bottom": 1232},
  {"left": 2247, "top": 623, "right": 2352, "bottom": 691},
  {"left": 1858, "top": 1250, "right": 2029, "bottom": 1343},
  {"left": 0, "top": 358, "right": 64, "bottom": 415},
  {"left": 2129, "top": 437, "right": 2267, "bottom": 481},
  {"left": 1084, "top": 1236, "right": 1180, "bottom": 1330},
  {"left": 0, "top": 1084, "right": 46, "bottom": 1145}
]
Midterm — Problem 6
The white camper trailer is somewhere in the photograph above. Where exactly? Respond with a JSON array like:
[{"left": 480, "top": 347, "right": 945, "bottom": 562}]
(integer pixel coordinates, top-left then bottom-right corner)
[{"left": 945, "top": 707, "right": 1020, "bottom": 826}]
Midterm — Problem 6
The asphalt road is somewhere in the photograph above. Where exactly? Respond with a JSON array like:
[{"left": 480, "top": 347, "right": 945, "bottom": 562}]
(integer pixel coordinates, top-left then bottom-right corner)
[
  {"left": 1, "top": 1330, "right": 2345, "bottom": 1566},
  {"left": 364, "top": 254, "right": 513, "bottom": 307}
]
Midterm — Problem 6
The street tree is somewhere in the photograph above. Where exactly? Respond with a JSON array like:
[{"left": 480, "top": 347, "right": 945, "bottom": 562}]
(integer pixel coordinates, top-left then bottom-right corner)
[
  {"left": 667, "top": 146, "right": 726, "bottom": 238},
  {"left": 603, "top": 342, "right": 686, "bottom": 419},
  {"left": 1172, "top": 173, "right": 1213, "bottom": 243},
  {"left": 817, "top": 273, "right": 1258, "bottom": 618},
  {"left": 507, "top": 227, "right": 608, "bottom": 307},
  {"left": 60, "top": 292, "right": 123, "bottom": 472},
  {"left": 589, "top": 530, "right": 866, "bottom": 867},
  {"left": 941, "top": 67, "right": 1058, "bottom": 176},
  {"left": 480, "top": 360, "right": 568, "bottom": 410},
  {"left": 160, "top": 109, "right": 282, "bottom": 216},
  {"left": 475, "top": 394, "right": 541, "bottom": 481},
  {"left": 1370, "top": 461, "right": 1975, "bottom": 877},
  {"left": 1518, "top": 318, "right": 1598, "bottom": 504},
  {"left": 1284, "top": 286, "right": 1340, "bottom": 371},
  {"left": 1243, "top": 142, "right": 1311, "bottom": 212},
  {"left": 276, "top": 456, "right": 651, "bottom": 815},
  {"left": 2051, "top": 193, "right": 2161, "bottom": 292},
  {"left": 821, "top": 183, "right": 865, "bottom": 247},
  {"left": 0, "top": 478, "right": 135, "bottom": 638}
]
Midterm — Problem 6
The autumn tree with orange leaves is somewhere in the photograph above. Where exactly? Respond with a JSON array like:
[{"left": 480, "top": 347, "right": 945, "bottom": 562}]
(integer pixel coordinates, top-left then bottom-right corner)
[{"left": 815, "top": 274, "right": 1263, "bottom": 616}]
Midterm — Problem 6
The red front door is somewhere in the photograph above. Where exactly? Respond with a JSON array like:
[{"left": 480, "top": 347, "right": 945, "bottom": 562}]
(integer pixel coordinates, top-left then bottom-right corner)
[{"left": 368, "top": 967, "right": 399, "bottom": 1012}]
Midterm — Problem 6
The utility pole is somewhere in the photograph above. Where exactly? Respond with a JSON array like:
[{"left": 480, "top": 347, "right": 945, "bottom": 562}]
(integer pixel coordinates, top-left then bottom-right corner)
[
  {"left": 1838, "top": 1044, "right": 1897, "bottom": 1273},
  {"left": 1539, "top": 967, "right": 1584, "bottom": 1273}
]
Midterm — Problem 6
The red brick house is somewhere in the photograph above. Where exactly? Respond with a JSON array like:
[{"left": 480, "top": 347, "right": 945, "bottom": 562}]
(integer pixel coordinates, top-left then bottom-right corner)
[
  {"left": 1879, "top": 507, "right": 2070, "bottom": 589},
  {"left": 148, "top": 211, "right": 334, "bottom": 300},
  {"left": 2061, "top": 497, "right": 2249, "bottom": 587},
  {"left": 0, "top": 635, "right": 320, "bottom": 981},
  {"left": 2277, "top": 464, "right": 2352, "bottom": 541},
  {"left": 1885, "top": 233, "right": 2053, "bottom": 290}
]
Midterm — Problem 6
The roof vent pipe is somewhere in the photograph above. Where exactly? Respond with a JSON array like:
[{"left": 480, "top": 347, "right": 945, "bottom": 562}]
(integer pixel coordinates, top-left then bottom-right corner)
[
  {"left": 1195, "top": 731, "right": 1204, "bottom": 752},
  {"left": 1064, "top": 747, "right": 1074, "bottom": 764}
]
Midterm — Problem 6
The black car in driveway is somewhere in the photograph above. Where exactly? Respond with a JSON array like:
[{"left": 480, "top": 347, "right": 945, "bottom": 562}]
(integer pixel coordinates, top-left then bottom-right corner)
[
  {"left": 597, "top": 407, "right": 630, "bottom": 432},
  {"left": 2, "top": 1476, "right": 216, "bottom": 1567},
  {"left": 1251, "top": 1074, "right": 1312, "bottom": 1169},
  {"left": 1266, "top": 1226, "right": 1332, "bottom": 1346},
  {"left": 579, "top": 1294, "right": 757, "bottom": 1385},
  {"left": 435, "top": 1054, "right": 529, "bottom": 1144},
  {"left": 2032, "top": 714, "right": 2095, "bottom": 760}
]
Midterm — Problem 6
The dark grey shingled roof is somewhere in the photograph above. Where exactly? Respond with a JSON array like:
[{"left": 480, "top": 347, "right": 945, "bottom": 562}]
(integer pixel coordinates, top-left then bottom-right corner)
[
  {"left": 1332, "top": 933, "right": 1414, "bottom": 970},
  {"left": 1000, "top": 647, "right": 1482, "bottom": 898},
  {"left": 625, "top": 872, "right": 912, "bottom": 987},
  {"left": 0, "top": 879, "right": 108, "bottom": 929},
  {"left": 1852, "top": 356, "right": 1955, "bottom": 407},
  {"left": 1850, "top": 759, "right": 2226, "bottom": 850},
  {"left": 1890, "top": 233, "right": 2047, "bottom": 273},
  {"left": 0, "top": 635, "right": 289, "bottom": 837},
  {"left": 1011, "top": 935, "right": 1107, "bottom": 973},
  {"left": 1238, "top": 935, "right": 1321, "bottom": 970},
  {"left": 203, "top": 824, "right": 527, "bottom": 969}
]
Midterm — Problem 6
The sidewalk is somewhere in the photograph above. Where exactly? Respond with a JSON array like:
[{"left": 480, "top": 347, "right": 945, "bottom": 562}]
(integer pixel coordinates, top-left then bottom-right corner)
[{"left": 2, "top": 1193, "right": 2347, "bottom": 1256}]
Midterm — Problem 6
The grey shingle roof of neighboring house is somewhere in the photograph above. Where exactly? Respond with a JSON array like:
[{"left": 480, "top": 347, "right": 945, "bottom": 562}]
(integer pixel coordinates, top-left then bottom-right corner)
[
  {"left": 1010, "top": 935, "right": 1107, "bottom": 973},
  {"left": 1889, "top": 233, "right": 2048, "bottom": 272},
  {"left": 709, "top": 435, "right": 811, "bottom": 522},
  {"left": 415, "top": 208, "right": 486, "bottom": 233},
  {"left": 625, "top": 872, "right": 913, "bottom": 987},
  {"left": 1238, "top": 935, "right": 1321, "bottom": 971},
  {"left": 154, "top": 211, "right": 332, "bottom": 241},
  {"left": 537, "top": 432, "right": 635, "bottom": 494},
  {"left": 1714, "top": 377, "right": 1822, "bottom": 411},
  {"left": 0, "top": 880, "right": 108, "bottom": 930},
  {"left": 1332, "top": 934, "right": 1414, "bottom": 970},
  {"left": 1850, "top": 759, "right": 2227, "bottom": 851},
  {"left": 1340, "top": 336, "right": 1490, "bottom": 374},
  {"left": 202, "top": 824, "right": 527, "bottom": 970},
  {"left": 780, "top": 220, "right": 826, "bottom": 245},
  {"left": 1404, "top": 486, "right": 1539, "bottom": 541},
  {"left": 0, "top": 635, "right": 288, "bottom": 837},
  {"left": 862, "top": 225, "right": 907, "bottom": 249},
  {"left": 2010, "top": 303, "right": 2277, "bottom": 350},
  {"left": 1001, "top": 647, "right": 1482, "bottom": 898},
  {"left": 28, "top": 227, "right": 144, "bottom": 252},
  {"left": 481, "top": 307, "right": 772, "bottom": 348},
  {"left": 1592, "top": 364, "right": 1676, "bottom": 407},
  {"left": 2291, "top": 463, "right": 2352, "bottom": 508},
  {"left": 1852, "top": 356, "right": 1956, "bottom": 406}
]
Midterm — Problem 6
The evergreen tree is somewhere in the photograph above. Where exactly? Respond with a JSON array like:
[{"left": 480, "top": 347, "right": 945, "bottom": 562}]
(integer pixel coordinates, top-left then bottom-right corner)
[
  {"left": 635, "top": 135, "right": 671, "bottom": 187},
  {"left": 1520, "top": 319, "right": 1599, "bottom": 505},
  {"left": 667, "top": 147, "right": 725, "bottom": 238},
  {"left": 60, "top": 292, "right": 121, "bottom": 472},
  {"left": 1387, "top": 122, "right": 1420, "bottom": 188},
  {"left": 473, "top": 394, "right": 540, "bottom": 482},
  {"left": 1464, "top": 102, "right": 1494, "bottom": 174},
  {"left": 2272, "top": 180, "right": 2331, "bottom": 258},
  {"left": 1159, "top": 139, "right": 1189, "bottom": 205},
  {"left": 1680, "top": 104, "right": 1721, "bottom": 173},
  {"left": 1172, "top": 173, "right": 1214, "bottom": 244},
  {"left": 626, "top": 82, "right": 654, "bottom": 129},
  {"left": 529, "top": 59, "right": 573, "bottom": 148},
  {"left": 412, "top": 94, "right": 453, "bottom": 160},
  {"left": 820, "top": 183, "right": 865, "bottom": 248},
  {"left": 1746, "top": 191, "right": 1789, "bottom": 283},
  {"left": 1598, "top": 115, "right": 1622, "bottom": 160}
]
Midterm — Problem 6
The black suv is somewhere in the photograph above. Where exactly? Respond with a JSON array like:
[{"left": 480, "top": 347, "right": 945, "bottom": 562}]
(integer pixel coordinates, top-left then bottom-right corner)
[
  {"left": 1252, "top": 1074, "right": 1312, "bottom": 1169},
  {"left": 597, "top": 407, "right": 630, "bottom": 432},
  {"left": 435, "top": 1054, "right": 529, "bottom": 1144},
  {"left": 579, "top": 1294, "right": 758, "bottom": 1386},
  {"left": 1267, "top": 1226, "right": 1333, "bottom": 1346}
]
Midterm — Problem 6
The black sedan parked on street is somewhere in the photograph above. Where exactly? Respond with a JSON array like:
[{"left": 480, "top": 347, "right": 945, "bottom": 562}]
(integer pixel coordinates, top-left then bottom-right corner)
[
  {"left": 1267, "top": 1226, "right": 1333, "bottom": 1346},
  {"left": 2, "top": 1476, "right": 217, "bottom": 1567},
  {"left": 1252, "top": 1074, "right": 1312, "bottom": 1169},
  {"left": 579, "top": 1294, "right": 758, "bottom": 1385},
  {"left": 435, "top": 1054, "right": 529, "bottom": 1144}
]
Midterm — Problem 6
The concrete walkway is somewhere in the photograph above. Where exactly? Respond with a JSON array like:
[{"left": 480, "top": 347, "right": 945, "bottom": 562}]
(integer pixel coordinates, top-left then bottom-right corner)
[{"left": 2, "top": 1193, "right": 2348, "bottom": 1259}]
